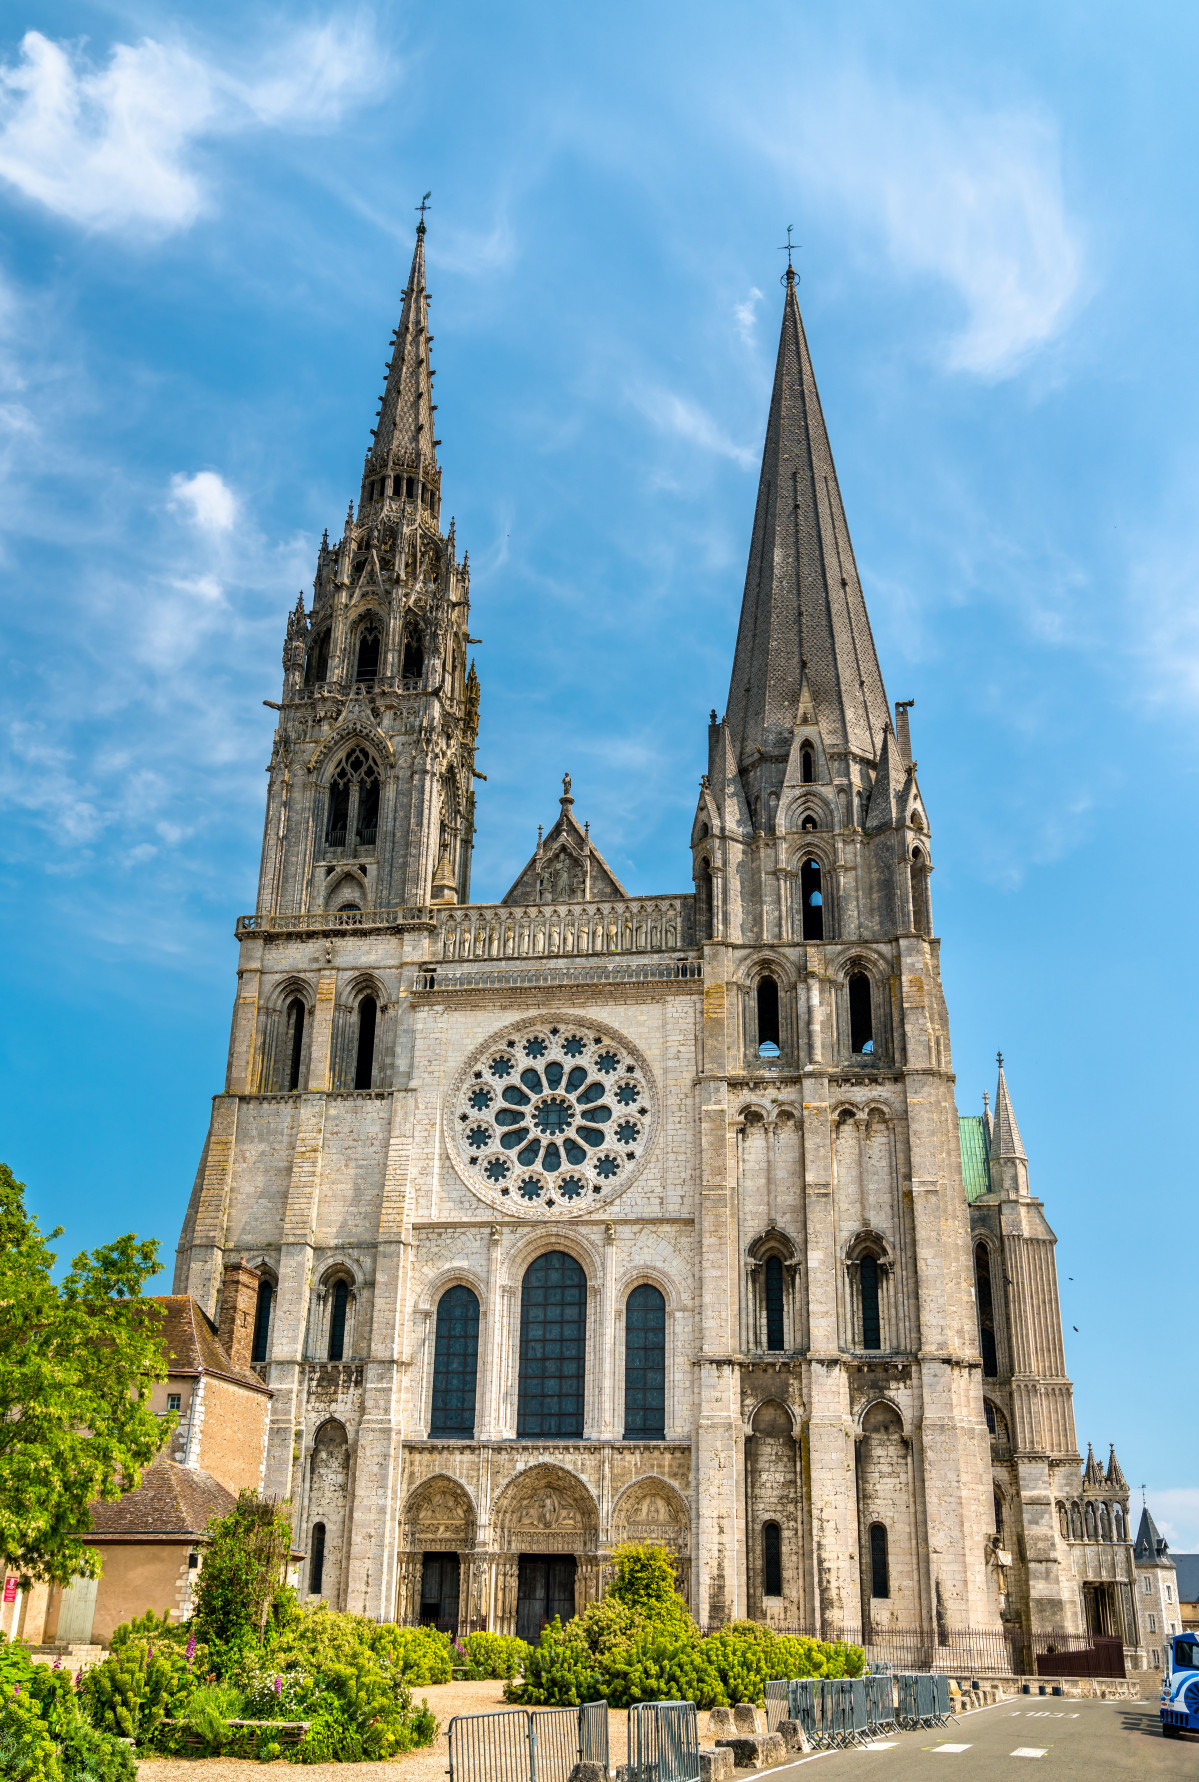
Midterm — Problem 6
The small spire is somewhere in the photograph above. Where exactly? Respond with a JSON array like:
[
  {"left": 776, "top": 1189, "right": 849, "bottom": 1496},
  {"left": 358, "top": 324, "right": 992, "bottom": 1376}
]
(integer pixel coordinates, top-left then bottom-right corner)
[
  {"left": 1107, "top": 1444, "right": 1128, "bottom": 1490},
  {"left": 362, "top": 214, "right": 439, "bottom": 503},
  {"left": 321, "top": 527, "right": 329, "bottom": 549},
  {"left": 344, "top": 501, "right": 354, "bottom": 536},
  {"left": 989, "top": 1054, "right": 1029, "bottom": 1195}
]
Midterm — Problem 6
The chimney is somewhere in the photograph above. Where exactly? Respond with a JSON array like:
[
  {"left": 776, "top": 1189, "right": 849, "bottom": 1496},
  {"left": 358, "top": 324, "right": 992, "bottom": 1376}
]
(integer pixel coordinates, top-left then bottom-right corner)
[{"left": 217, "top": 1258, "right": 260, "bottom": 1372}]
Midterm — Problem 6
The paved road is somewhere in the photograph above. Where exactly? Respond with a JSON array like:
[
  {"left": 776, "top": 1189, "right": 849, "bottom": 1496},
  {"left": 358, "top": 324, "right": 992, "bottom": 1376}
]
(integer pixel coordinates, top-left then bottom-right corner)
[{"left": 770, "top": 1696, "right": 1191, "bottom": 1779}]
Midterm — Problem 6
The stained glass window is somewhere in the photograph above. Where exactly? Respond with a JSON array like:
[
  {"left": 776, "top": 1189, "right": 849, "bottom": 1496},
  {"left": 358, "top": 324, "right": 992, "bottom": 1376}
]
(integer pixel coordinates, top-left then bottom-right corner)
[
  {"left": 860, "top": 1256, "right": 881, "bottom": 1351},
  {"left": 517, "top": 1252, "right": 586, "bottom": 1439},
  {"left": 764, "top": 1255, "right": 785, "bottom": 1351},
  {"left": 624, "top": 1284, "right": 666, "bottom": 1440},
  {"left": 429, "top": 1285, "right": 479, "bottom": 1437}
]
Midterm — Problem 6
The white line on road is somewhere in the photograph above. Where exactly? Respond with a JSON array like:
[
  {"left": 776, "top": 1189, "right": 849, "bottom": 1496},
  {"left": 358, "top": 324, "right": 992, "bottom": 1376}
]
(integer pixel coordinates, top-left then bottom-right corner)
[
  {"left": 932, "top": 1745, "right": 972, "bottom": 1753},
  {"left": 1010, "top": 1750, "right": 1047, "bottom": 1759}
]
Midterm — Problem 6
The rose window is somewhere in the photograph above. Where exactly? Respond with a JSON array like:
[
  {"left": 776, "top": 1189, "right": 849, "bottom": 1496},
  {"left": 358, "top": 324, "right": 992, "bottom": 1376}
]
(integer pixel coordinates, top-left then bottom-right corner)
[{"left": 448, "top": 1019, "right": 656, "bottom": 1213}]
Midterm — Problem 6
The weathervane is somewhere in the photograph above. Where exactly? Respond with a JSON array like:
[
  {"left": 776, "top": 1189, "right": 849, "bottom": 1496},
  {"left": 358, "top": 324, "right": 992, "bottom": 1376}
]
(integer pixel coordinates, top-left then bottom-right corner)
[
  {"left": 778, "top": 224, "right": 800, "bottom": 282},
  {"left": 416, "top": 190, "right": 432, "bottom": 225}
]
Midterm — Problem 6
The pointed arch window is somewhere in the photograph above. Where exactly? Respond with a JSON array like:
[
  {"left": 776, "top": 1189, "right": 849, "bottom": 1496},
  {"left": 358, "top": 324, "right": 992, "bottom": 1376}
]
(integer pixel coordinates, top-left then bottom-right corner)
[
  {"left": 305, "top": 630, "right": 330, "bottom": 686},
  {"left": 859, "top": 1255, "right": 881, "bottom": 1351},
  {"left": 869, "top": 1523, "right": 889, "bottom": 1597},
  {"left": 429, "top": 1285, "right": 479, "bottom": 1437},
  {"left": 801, "top": 744, "right": 815, "bottom": 785},
  {"left": 251, "top": 1279, "right": 274, "bottom": 1365},
  {"left": 401, "top": 623, "right": 425, "bottom": 683},
  {"left": 354, "top": 996, "right": 377, "bottom": 1090},
  {"left": 848, "top": 972, "right": 874, "bottom": 1054},
  {"left": 763, "top": 1522, "right": 783, "bottom": 1597},
  {"left": 328, "top": 1280, "right": 349, "bottom": 1361},
  {"left": 325, "top": 747, "right": 380, "bottom": 855},
  {"left": 974, "top": 1243, "right": 999, "bottom": 1377},
  {"left": 911, "top": 847, "right": 931, "bottom": 936},
  {"left": 800, "top": 858, "right": 824, "bottom": 940},
  {"left": 517, "top": 1251, "right": 586, "bottom": 1439},
  {"left": 756, "top": 975, "right": 780, "bottom": 1057},
  {"left": 286, "top": 997, "right": 306, "bottom": 1091},
  {"left": 764, "top": 1255, "right": 785, "bottom": 1351},
  {"left": 623, "top": 1283, "right": 666, "bottom": 1440},
  {"left": 355, "top": 627, "right": 380, "bottom": 683}
]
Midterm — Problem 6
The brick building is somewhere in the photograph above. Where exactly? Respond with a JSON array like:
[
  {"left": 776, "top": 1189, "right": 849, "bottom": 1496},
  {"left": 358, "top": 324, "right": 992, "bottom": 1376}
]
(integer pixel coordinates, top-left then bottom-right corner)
[{"left": 172, "top": 222, "right": 1144, "bottom": 1653}]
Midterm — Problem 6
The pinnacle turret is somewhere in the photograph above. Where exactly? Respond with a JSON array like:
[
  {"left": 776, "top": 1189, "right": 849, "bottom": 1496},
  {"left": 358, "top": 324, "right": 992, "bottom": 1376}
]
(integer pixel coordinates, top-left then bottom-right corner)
[
  {"left": 358, "top": 217, "right": 441, "bottom": 523},
  {"left": 725, "top": 266, "right": 890, "bottom": 778},
  {"left": 989, "top": 1053, "right": 1030, "bottom": 1196}
]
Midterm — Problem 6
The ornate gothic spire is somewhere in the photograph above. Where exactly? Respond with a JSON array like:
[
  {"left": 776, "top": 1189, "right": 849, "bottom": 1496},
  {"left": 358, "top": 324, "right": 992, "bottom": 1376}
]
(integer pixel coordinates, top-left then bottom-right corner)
[
  {"left": 724, "top": 264, "right": 891, "bottom": 770},
  {"left": 362, "top": 217, "right": 438, "bottom": 504}
]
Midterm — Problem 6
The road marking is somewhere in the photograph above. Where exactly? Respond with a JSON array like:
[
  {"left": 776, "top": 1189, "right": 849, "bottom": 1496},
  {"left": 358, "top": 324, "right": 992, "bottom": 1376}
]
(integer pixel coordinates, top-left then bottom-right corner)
[
  {"left": 1010, "top": 1750, "right": 1047, "bottom": 1759},
  {"left": 932, "top": 1745, "right": 972, "bottom": 1753},
  {"left": 862, "top": 1741, "right": 897, "bottom": 1749}
]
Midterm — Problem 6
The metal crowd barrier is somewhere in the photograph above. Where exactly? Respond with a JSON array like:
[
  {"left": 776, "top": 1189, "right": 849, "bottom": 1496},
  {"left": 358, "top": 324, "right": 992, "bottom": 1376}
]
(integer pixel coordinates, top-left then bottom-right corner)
[
  {"left": 628, "top": 1701, "right": 700, "bottom": 1782},
  {"left": 865, "top": 1672, "right": 896, "bottom": 1732},
  {"left": 447, "top": 1702, "right": 609, "bottom": 1782},
  {"left": 894, "top": 1673, "right": 951, "bottom": 1730}
]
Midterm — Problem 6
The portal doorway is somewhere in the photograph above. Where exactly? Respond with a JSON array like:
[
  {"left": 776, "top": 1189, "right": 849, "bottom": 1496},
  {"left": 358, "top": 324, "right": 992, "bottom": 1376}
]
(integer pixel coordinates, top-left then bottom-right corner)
[
  {"left": 516, "top": 1554, "right": 576, "bottom": 1642},
  {"left": 1083, "top": 1581, "right": 1119, "bottom": 1640},
  {"left": 420, "top": 1552, "right": 461, "bottom": 1635}
]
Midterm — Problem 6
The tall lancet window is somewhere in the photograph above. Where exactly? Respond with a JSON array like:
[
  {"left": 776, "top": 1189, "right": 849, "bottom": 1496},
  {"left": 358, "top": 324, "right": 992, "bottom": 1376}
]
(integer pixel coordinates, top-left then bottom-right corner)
[
  {"left": 355, "top": 996, "right": 377, "bottom": 1089},
  {"left": 286, "top": 997, "right": 306, "bottom": 1090},
  {"left": 859, "top": 1256, "right": 882, "bottom": 1351},
  {"left": 355, "top": 627, "right": 380, "bottom": 683},
  {"left": 401, "top": 622, "right": 424, "bottom": 683},
  {"left": 911, "top": 847, "right": 931, "bottom": 935},
  {"left": 756, "top": 975, "right": 780, "bottom": 1056},
  {"left": 305, "top": 630, "right": 330, "bottom": 685},
  {"left": 801, "top": 743, "right": 815, "bottom": 784},
  {"left": 697, "top": 856, "right": 714, "bottom": 940},
  {"left": 325, "top": 747, "right": 380, "bottom": 855},
  {"left": 848, "top": 973, "right": 873, "bottom": 1054},
  {"left": 800, "top": 858, "right": 824, "bottom": 940},
  {"left": 974, "top": 1243, "right": 999, "bottom": 1377}
]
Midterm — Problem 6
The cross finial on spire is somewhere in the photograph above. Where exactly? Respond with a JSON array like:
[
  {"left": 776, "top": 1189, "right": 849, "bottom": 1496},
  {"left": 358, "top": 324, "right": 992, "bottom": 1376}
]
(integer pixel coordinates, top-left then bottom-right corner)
[
  {"left": 416, "top": 190, "right": 432, "bottom": 231},
  {"left": 778, "top": 224, "right": 800, "bottom": 283},
  {"left": 996, "top": 1049, "right": 1004, "bottom": 1069},
  {"left": 982, "top": 1090, "right": 990, "bottom": 1110}
]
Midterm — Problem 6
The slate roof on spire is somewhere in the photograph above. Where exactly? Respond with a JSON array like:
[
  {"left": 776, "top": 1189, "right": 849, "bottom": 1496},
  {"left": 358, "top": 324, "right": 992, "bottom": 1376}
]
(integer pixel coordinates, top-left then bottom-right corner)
[
  {"left": 991, "top": 1058, "right": 1027, "bottom": 1162},
  {"left": 370, "top": 222, "right": 437, "bottom": 472},
  {"left": 1134, "top": 1504, "right": 1172, "bottom": 1566},
  {"left": 725, "top": 267, "right": 891, "bottom": 770}
]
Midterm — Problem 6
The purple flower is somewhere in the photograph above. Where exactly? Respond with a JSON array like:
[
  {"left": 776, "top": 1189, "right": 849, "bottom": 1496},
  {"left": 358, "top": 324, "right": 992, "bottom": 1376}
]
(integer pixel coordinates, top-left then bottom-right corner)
[
  {"left": 186, "top": 1634, "right": 196, "bottom": 1666},
  {"left": 12, "top": 1684, "right": 19, "bottom": 1697},
  {"left": 75, "top": 1669, "right": 83, "bottom": 1686},
  {"left": 52, "top": 1657, "right": 62, "bottom": 1672},
  {"left": 274, "top": 1676, "right": 282, "bottom": 1697}
]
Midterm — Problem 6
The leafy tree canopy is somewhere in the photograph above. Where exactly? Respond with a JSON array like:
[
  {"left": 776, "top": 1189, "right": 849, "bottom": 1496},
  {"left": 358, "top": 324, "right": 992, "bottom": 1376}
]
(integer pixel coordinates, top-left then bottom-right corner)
[{"left": 0, "top": 1161, "right": 169, "bottom": 1586}]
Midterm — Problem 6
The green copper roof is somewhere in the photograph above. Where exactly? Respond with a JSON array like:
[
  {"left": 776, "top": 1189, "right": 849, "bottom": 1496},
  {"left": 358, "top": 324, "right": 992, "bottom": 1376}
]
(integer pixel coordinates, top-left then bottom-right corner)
[{"left": 959, "top": 1115, "right": 992, "bottom": 1203}]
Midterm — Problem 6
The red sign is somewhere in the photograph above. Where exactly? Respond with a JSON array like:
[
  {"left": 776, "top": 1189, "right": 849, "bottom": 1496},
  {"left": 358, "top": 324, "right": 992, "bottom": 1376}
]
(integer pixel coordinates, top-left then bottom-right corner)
[{"left": 2, "top": 1577, "right": 17, "bottom": 1603}]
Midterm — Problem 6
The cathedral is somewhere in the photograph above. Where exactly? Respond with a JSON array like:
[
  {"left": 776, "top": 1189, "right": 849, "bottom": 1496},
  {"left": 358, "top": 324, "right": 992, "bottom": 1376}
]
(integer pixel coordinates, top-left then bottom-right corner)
[{"left": 174, "top": 220, "right": 1148, "bottom": 1659}]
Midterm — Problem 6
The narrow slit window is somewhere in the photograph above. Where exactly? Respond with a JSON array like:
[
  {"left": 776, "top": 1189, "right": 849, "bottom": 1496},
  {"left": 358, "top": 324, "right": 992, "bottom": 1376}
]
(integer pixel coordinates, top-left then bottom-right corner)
[
  {"left": 994, "top": 1492, "right": 1005, "bottom": 1537},
  {"left": 355, "top": 997, "right": 377, "bottom": 1089},
  {"left": 974, "top": 1243, "right": 998, "bottom": 1377},
  {"left": 325, "top": 778, "right": 350, "bottom": 849},
  {"left": 697, "top": 857, "right": 714, "bottom": 940},
  {"left": 911, "top": 848, "right": 931, "bottom": 935},
  {"left": 251, "top": 1280, "right": 273, "bottom": 1364},
  {"left": 309, "top": 1522, "right": 326, "bottom": 1595},
  {"left": 801, "top": 858, "right": 824, "bottom": 940},
  {"left": 848, "top": 973, "right": 874, "bottom": 1054},
  {"left": 355, "top": 629, "right": 380, "bottom": 683},
  {"left": 860, "top": 1255, "right": 881, "bottom": 1350},
  {"left": 763, "top": 1522, "right": 783, "bottom": 1597},
  {"left": 756, "top": 975, "right": 780, "bottom": 1056},
  {"left": 356, "top": 774, "right": 380, "bottom": 848},
  {"left": 764, "top": 1255, "right": 785, "bottom": 1351},
  {"left": 801, "top": 744, "right": 814, "bottom": 784},
  {"left": 869, "top": 1523, "right": 889, "bottom": 1598},
  {"left": 328, "top": 1280, "right": 349, "bottom": 1361},
  {"left": 286, "top": 998, "right": 305, "bottom": 1090}
]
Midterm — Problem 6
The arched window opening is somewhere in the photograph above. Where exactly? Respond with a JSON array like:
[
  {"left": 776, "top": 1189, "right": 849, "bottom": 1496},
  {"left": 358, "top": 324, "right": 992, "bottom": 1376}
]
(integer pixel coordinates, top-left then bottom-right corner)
[
  {"left": 517, "top": 1251, "right": 587, "bottom": 1439},
  {"left": 354, "top": 996, "right": 377, "bottom": 1090},
  {"left": 869, "top": 1523, "right": 889, "bottom": 1598},
  {"left": 286, "top": 998, "right": 306, "bottom": 1091},
  {"left": 911, "top": 848, "right": 931, "bottom": 936},
  {"left": 355, "top": 628, "right": 380, "bottom": 683},
  {"left": 325, "top": 778, "right": 350, "bottom": 849},
  {"left": 251, "top": 1279, "right": 273, "bottom": 1364},
  {"left": 848, "top": 972, "right": 874, "bottom": 1054},
  {"left": 309, "top": 1522, "right": 326, "bottom": 1595},
  {"left": 697, "top": 856, "right": 714, "bottom": 941},
  {"left": 338, "top": 903, "right": 361, "bottom": 913},
  {"left": 763, "top": 1522, "right": 783, "bottom": 1597},
  {"left": 801, "top": 744, "right": 815, "bottom": 785},
  {"left": 764, "top": 1255, "right": 785, "bottom": 1352},
  {"left": 860, "top": 1255, "right": 881, "bottom": 1351},
  {"left": 305, "top": 630, "right": 330, "bottom": 686},
  {"left": 623, "top": 1283, "right": 666, "bottom": 1440},
  {"left": 429, "top": 1285, "right": 479, "bottom": 1437},
  {"left": 356, "top": 773, "right": 380, "bottom": 848},
  {"left": 401, "top": 625, "right": 425, "bottom": 683},
  {"left": 756, "top": 975, "right": 780, "bottom": 1057},
  {"left": 994, "top": 1492, "right": 1005, "bottom": 1538},
  {"left": 698, "top": 822, "right": 709, "bottom": 839},
  {"left": 328, "top": 1280, "right": 349, "bottom": 1362},
  {"left": 974, "top": 1244, "right": 998, "bottom": 1377},
  {"left": 801, "top": 813, "right": 818, "bottom": 831},
  {"left": 984, "top": 1399, "right": 997, "bottom": 1435},
  {"left": 800, "top": 858, "right": 824, "bottom": 940}
]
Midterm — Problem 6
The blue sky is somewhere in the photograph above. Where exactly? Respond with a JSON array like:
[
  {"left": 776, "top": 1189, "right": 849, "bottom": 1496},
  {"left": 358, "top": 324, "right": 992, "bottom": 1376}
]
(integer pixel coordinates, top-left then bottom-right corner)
[{"left": 1, "top": 2, "right": 1196, "bottom": 1544}]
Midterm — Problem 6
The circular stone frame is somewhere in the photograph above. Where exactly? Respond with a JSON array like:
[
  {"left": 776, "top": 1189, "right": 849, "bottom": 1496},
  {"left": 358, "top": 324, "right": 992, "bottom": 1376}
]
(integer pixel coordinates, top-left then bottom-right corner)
[{"left": 444, "top": 1014, "right": 659, "bottom": 1216}]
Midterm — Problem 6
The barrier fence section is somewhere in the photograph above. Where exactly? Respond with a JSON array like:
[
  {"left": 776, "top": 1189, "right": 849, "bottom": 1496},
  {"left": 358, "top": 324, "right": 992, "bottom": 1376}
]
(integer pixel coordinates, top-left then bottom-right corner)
[
  {"left": 447, "top": 1703, "right": 609, "bottom": 1782},
  {"left": 627, "top": 1701, "right": 700, "bottom": 1782},
  {"left": 704, "top": 1624, "right": 1105, "bottom": 1677}
]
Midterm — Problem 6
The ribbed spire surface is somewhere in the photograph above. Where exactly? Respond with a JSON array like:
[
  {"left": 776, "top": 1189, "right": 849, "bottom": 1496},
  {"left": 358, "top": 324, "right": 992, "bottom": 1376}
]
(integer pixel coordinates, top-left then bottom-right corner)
[
  {"left": 991, "top": 1059, "right": 1027, "bottom": 1162},
  {"left": 725, "top": 268, "right": 891, "bottom": 768},
  {"left": 364, "top": 222, "right": 437, "bottom": 490}
]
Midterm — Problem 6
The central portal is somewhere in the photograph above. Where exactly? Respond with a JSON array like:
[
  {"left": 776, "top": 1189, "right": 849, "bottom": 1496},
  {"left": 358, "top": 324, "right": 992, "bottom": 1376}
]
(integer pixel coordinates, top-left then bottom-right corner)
[{"left": 516, "top": 1553, "right": 577, "bottom": 1642}]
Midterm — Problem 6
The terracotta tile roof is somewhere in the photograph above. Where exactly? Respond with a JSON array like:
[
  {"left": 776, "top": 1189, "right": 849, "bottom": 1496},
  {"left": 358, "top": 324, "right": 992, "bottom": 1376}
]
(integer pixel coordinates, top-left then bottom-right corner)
[
  {"left": 87, "top": 1461, "right": 234, "bottom": 1541},
  {"left": 153, "top": 1296, "right": 269, "bottom": 1393}
]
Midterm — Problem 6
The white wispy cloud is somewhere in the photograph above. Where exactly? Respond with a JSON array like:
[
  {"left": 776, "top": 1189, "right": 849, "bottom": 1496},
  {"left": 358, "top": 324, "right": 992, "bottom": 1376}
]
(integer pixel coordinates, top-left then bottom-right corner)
[
  {"left": 0, "top": 20, "right": 390, "bottom": 235},
  {"left": 626, "top": 382, "right": 756, "bottom": 468},
  {"left": 1149, "top": 1488, "right": 1199, "bottom": 1553},
  {"left": 733, "top": 286, "right": 763, "bottom": 346},
  {"left": 169, "top": 470, "right": 237, "bottom": 532},
  {"left": 750, "top": 69, "right": 1084, "bottom": 378}
]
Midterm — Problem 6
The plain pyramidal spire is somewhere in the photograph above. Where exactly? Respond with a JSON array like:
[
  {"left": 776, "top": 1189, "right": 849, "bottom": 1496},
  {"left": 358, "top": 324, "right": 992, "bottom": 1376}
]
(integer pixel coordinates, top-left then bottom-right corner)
[
  {"left": 362, "top": 207, "right": 439, "bottom": 503},
  {"left": 724, "top": 262, "right": 891, "bottom": 770},
  {"left": 989, "top": 1053, "right": 1030, "bottom": 1196}
]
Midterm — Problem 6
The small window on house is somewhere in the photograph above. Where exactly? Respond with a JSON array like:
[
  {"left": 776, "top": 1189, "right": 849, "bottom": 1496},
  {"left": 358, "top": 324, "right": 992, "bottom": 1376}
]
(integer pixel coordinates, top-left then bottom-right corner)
[
  {"left": 252, "top": 1279, "right": 274, "bottom": 1364},
  {"left": 401, "top": 626, "right": 424, "bottom": 682},
  {"left": 974, "top": 1244, "right": 998, "bottom": 1377},
  {"left": 869, "top": 1523, "right": 889, "bottom": 1598},
  {"left": 860, "top": 1255, "right": 881, "bottom": 1350},
  {"left": 355, "top": 629, "right": 380, "bottom": 683},
  {"left": 355, "top": 996, "right": 377, "bottom": 1089},
  {"left": 848, "top": 972, "right": 874, "bottom": 1053},
  {"left": 167, "top": 1392, "right": 181, "bottom": 1413},
  {"left": 188, "top": 1551, "right": 199, "bottom": 1569},
  {"left": 800, "top": 858, "right": 824, "bottom": 940},
  {"left": 287, "top": 998, "right": 305, "bottom": 1091},
  {"left": 309, "top": 1522, "right": 326, "bottom": 1595},
  {"left": 756, "top": 975, "right": 780, "bottom": 1056},
  {"left": 764, "top": 1255, "right": 785, "bottom": 1351},
  {"left": 763, "top": 1522, "right": 783, "bottom": 1597},
  {"left": 801, "top": 744, "right": 814, "bottom": 784},
  {"left": 1144, "top": 1576, "right": 1153, "bottom": 1595},
  {"left": 328, "top": 1281, "right": 349, "bottom": 1362}
]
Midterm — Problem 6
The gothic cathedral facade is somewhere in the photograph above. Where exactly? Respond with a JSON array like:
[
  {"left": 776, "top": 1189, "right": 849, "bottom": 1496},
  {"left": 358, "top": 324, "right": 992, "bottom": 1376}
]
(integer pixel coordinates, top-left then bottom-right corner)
[{"left": 175, "top": 224, "right": 1139, "bottom": 1651}]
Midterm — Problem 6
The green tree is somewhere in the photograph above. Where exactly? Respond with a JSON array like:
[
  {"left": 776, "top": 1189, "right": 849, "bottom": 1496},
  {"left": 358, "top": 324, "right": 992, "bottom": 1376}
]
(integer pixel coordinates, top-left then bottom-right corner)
[
  {"left": 192, "top": 1491, "right": 294, "bottom": 1645},
  {"left": 0, "top": 1162, "right": 169, "bottom": 1585}
]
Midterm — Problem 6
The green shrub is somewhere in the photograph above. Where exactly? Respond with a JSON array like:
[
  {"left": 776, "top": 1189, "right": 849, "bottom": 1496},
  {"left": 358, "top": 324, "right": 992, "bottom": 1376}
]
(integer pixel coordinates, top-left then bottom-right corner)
[
  {"left": 79, "top": 1641, "right": 192, "bottom": 1741},
  {"left": 179, "top": 1681, "right": 244, "bottom": 1747},
  {"left": 458, "top": 1633, "right": 530, "bottom": 1679},
  {"left": 369, "top": 1622, "right": 454, "bottom": 1684},
  {"left": 506, "top": 1618, "right": 598, "bottom": 1707},
  {"left": 0, "top": 1687, "right": 62, "bottom": 1782},
  {"left": 193, "top": 1492, "right": 293, "bottom": 1648}
]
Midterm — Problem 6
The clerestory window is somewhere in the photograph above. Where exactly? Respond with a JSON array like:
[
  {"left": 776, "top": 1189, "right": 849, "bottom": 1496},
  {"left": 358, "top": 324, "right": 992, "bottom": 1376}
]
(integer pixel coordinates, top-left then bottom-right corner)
[{"left": 859, "top": 1255, "right": 882, "bottom": 1351}]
